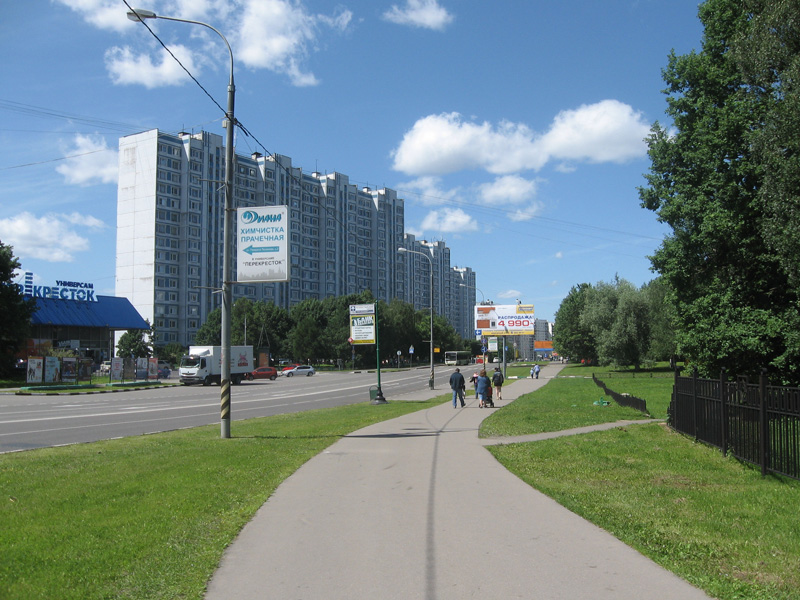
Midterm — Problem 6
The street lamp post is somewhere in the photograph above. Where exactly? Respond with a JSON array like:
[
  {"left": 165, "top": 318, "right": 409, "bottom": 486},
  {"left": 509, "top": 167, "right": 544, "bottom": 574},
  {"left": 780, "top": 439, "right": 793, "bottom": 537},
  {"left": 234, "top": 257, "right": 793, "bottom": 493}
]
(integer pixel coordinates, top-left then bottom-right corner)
[
  {"left": 460, "top": 282, "right": 486, "bottom": 364},
  {"left": 127, "top": 8, "right": 236, "bottom": 438},
  {"left": 399, "top": 247, "right": 434, "bottom": 389}
]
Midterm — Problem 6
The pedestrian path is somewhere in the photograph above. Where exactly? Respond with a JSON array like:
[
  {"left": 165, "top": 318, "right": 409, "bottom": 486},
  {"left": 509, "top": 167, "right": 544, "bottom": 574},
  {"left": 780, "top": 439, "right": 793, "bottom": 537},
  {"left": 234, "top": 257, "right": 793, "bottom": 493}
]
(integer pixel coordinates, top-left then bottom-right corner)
[{"left": 205, "top": 363, "right": 711, "bottom": 599}]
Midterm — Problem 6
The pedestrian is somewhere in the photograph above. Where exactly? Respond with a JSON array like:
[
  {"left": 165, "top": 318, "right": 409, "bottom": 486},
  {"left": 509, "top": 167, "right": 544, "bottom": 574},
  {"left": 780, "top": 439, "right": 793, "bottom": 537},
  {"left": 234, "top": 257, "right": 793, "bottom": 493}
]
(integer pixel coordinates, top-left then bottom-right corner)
[
  {"left": 449, "top": 368, "right": 466, "bottom": 408},
  {"left": 530, "top": 366, "right": 535, "bottom": 379},
  {"left": 492, "top": 366, "right": 504, "bottom": 401},
  {"left": 476, "top": 369, "right": 492, "bottom": 408},
  {"left": 534, "top": 364, "right": 540, "bottom": 379},
  {"left": 469, "top": 371, "right": 479, "bottom": 398}
]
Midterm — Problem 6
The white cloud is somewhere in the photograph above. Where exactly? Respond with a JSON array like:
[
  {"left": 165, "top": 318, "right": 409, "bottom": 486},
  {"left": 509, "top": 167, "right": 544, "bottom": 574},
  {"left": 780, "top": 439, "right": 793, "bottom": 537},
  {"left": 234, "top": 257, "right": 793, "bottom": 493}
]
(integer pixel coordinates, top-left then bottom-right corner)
[
  {"left": 539, "top": 100, "right": 651, "bottom": 164},
  {"left": 391, "top": 100, "right": 650, "bottom": 176},
  {"left": 0, "top": 212, "right": 105, "bottom": 263},
  {"left": 53, "top": 0, "right": 133, "bottom": 32},
  {"left": 383, "top": 0, "right": 453, "bottom": 30},
  {"left": 398, "top": 176, "right": 461, "bottom": 206},
  {"left": 59, "top": 0, "right": 351, "bottom": 88},
  {"left": 555, "top": 251, "right": 563, "bottom": 259},
  {"left": 497, "top": 290, "right": 522, "bottom": 299},
  {"left": 56, "top": 135, "right": 118, "bottom": 186},
  {"left": 478, "top": 175, "right": 537, "bottom": 205},
  {"left": 419, "top": 208, "right": 478, "bottom": 233}
]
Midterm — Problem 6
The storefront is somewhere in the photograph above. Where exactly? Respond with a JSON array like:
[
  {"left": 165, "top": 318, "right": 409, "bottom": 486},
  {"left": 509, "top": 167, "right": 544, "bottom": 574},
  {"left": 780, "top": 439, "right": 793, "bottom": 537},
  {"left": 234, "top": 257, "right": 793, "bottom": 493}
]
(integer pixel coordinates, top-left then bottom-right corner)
[{"left": 19, "top": 274, "right": 149, "bottom": 365}]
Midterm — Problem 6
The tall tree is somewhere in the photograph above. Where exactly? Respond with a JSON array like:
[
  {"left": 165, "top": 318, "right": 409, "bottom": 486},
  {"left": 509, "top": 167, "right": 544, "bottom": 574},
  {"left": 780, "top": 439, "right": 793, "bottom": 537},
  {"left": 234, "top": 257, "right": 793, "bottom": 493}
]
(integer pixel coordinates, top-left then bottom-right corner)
[
  {"left": 639, "top": 0, "right": 800, "bottom": 381},
  {"left": 553, "top": 283, "right": 596, "bottom": 362},
  {"left": 117, "top": 324, "right": 153, "bottom": 359},
  {"left": 0, "top": 241, "right": 36, "bottom": 375}
]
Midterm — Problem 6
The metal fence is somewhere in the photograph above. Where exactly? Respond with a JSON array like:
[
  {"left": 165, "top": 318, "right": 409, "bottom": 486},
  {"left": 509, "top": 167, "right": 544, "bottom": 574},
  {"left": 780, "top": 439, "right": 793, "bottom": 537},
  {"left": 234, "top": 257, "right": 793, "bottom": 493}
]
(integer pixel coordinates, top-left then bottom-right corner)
[
  {"left": 671, "top": 369, "right": 800, "bottom": 481},
  {"left": 592, "top": 374, "right": 649, "bottom": 414}
]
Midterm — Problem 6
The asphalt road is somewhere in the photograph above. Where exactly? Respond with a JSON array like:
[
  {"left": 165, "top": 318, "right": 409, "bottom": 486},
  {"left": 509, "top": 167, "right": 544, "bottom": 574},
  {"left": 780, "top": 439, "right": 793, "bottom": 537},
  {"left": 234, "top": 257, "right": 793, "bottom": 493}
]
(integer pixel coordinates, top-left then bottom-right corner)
[{"left": 0, "top": 367, "right": 453, "bottom": 454}]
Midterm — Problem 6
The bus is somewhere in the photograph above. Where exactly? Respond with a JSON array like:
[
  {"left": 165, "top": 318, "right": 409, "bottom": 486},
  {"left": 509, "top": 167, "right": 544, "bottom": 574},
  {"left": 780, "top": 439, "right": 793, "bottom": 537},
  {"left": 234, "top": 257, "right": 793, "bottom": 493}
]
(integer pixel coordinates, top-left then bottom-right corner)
[{"left": 444, "top": 350, "right": 471, "bottom": 366}]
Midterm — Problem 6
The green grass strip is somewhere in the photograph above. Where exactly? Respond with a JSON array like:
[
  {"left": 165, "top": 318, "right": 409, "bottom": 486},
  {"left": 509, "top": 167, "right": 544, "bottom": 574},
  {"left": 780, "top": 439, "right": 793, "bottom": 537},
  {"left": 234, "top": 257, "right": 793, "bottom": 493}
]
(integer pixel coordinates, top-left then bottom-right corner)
[
  {"left": 490, "top": 424, "right": 800, "bottom": 600},
  {"left": 480, "top": 376, "right": 651, "bottom": 437},
  {"left": 0, "top": 397, "right": 444, "bottom": 599}
]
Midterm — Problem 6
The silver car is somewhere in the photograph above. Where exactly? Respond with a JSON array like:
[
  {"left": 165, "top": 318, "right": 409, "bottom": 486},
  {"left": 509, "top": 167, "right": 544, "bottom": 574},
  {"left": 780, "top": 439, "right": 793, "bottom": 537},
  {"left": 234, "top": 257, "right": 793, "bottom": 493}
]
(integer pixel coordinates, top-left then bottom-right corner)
[{"left": 284, "top": 365, "right": 316, "bottom": 377}]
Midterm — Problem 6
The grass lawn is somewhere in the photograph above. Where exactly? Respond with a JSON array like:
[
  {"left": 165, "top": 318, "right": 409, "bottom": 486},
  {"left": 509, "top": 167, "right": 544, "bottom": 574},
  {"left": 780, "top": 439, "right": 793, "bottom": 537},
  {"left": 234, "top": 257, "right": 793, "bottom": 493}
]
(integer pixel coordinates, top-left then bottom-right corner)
[
  {"left": 480, "top": 376, "right": 651, "bottom": 437},
  {"left": 484, "top": 367, "right": 800, "bottom": 600},
  {"left": 490, "top": 425, "right": 800, "bottom": 600},
  {"left": 0, "top": 397, "right": 445, "bottom": 600}
]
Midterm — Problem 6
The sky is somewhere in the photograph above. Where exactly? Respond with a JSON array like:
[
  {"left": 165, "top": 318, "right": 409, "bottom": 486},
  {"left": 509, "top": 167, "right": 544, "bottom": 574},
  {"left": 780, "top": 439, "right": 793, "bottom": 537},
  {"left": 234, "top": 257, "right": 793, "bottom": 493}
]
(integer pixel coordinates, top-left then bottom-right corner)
[{"left": 0, "top": 0, "right": 705, "bottom": 323}]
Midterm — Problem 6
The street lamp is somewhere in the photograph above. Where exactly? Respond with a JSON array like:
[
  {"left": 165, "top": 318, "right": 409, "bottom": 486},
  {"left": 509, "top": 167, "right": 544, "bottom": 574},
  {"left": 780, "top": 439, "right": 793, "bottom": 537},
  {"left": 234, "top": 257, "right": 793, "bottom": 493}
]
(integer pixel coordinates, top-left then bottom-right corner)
[
  {"left": 128, "top": 8, "right": 236, "bottom": 439},
  {"left": 399, "top": 247, "right": 434, "bottom": 389}
]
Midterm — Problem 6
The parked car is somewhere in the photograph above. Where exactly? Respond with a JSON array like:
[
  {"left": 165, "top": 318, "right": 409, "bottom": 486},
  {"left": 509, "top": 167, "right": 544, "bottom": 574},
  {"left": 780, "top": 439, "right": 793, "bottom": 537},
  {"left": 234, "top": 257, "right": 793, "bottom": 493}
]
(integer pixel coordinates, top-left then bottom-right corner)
[
  {"left": 247, "top": 366, "right": 279, "bottom": 381},
  {"left": 158, "top": 366, "right": 171, "bottom": 379},
  {"left": 100, "top": 360, "right": 112, "bottom": 374},
  {"left": 284, "top": 365, "right": 315, "bottom": 377}
]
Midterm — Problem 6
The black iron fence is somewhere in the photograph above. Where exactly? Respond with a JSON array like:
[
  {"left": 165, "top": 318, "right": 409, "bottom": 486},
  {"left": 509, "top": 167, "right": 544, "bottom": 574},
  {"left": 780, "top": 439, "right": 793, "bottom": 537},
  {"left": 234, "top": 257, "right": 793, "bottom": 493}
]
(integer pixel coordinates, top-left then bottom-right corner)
[
  {"left": 671, "top": 369, "right": 800, "bottom": 481},
  {"left": 592, "top": 374, "right": 649, "bottom": 415}
]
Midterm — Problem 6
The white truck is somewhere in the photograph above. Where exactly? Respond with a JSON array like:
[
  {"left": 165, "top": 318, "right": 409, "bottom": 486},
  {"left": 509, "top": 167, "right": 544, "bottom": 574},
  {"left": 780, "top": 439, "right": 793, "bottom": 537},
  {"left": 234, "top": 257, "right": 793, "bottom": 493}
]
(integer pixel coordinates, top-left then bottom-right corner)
[{"left": 179, "top": 345, "right": 254, "bottom": 386}]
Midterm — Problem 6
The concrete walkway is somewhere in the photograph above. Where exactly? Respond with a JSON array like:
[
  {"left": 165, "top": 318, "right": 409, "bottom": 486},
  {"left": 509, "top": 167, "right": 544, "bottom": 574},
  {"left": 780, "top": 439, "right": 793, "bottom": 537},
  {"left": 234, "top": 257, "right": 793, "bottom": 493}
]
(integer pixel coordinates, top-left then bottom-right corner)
[{"left": 205, "top": 363, "right": 711, "bottom": 599}]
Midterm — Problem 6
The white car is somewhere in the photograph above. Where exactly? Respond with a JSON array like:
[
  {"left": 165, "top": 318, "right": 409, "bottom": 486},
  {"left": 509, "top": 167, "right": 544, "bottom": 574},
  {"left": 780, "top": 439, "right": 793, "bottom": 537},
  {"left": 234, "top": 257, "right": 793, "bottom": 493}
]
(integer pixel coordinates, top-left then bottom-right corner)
[{"left": 284, "top": 365, "right": 316, "bottom": 377}]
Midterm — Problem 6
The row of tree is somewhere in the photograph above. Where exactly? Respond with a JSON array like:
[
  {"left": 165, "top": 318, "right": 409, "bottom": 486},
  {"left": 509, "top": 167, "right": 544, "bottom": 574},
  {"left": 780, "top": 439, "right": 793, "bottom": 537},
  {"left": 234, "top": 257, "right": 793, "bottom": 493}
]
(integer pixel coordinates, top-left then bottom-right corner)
[
  {"left": 637, "top": 0, "right": 800, "bottom": 383},
  {"left": 553, "top": 277, "right": 674, "bottom": 370},
  {"left": 128, "top": 291, "right": 471, "bottom": 368},
  {"left": 555, "top": 0, "right": 800, "bottom": 384}
]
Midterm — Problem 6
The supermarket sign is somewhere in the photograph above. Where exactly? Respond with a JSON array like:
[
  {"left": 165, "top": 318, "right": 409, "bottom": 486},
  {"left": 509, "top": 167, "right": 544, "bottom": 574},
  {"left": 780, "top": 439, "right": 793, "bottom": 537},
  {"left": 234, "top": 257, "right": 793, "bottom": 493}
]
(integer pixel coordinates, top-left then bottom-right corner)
[{"left": 474, "top": 304, "right": 535, "bottom": 336}]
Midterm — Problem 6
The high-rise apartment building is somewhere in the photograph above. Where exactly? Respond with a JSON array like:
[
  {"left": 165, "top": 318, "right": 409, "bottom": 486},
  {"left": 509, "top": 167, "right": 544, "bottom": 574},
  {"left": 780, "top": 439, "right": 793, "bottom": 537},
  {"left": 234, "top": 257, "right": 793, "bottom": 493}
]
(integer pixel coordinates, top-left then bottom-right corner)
[{"left": 116, "top": 129, "right": 473, "bottom": 347}]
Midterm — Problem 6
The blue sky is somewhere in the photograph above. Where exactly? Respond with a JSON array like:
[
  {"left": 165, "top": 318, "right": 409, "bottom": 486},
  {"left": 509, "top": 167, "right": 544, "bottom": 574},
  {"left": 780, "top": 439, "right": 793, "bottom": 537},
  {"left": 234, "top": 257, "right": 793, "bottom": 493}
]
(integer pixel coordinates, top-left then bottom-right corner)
[{"left": 0, "top": 0, "right": 704, "bottom": 322}]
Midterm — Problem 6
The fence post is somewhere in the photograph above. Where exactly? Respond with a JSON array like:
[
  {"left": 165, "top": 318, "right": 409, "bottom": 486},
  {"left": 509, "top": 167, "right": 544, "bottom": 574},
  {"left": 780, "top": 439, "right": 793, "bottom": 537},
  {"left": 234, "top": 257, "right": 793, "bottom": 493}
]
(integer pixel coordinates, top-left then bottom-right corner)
[
  {"left": 759, "top": 368, "right": 769, "bottom": 476},
  {"left": 720, "top": 368, "right": 728, "bottom": 457},
  {"left": 692, "top": 367, "right": 699, "bottom": 440}
]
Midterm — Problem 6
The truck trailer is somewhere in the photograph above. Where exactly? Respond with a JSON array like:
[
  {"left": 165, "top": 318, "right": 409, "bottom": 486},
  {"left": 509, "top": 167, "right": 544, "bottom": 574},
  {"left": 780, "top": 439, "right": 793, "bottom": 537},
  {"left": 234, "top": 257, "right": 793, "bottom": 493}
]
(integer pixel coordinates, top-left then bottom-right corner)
[{"left": 179, "top": 346, "right": 254, "bottom": 386}]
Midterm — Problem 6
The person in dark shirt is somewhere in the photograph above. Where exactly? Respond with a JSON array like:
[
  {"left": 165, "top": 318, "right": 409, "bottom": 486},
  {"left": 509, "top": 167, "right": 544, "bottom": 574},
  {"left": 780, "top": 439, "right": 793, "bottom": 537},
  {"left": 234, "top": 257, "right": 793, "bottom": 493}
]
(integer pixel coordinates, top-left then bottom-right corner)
[{"left": 449, "top": 368, "right": 466, "bottom": 408}]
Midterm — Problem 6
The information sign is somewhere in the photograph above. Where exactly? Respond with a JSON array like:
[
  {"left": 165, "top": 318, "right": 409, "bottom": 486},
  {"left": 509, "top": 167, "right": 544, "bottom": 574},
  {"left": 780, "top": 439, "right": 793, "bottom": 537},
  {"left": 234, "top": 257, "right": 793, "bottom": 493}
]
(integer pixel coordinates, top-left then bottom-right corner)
[
  {"left": 349, "top": 304, "right": 376, "bottom": 345},
  {"left": 236, "top": 206, "right": 289, "bottom": 282}
]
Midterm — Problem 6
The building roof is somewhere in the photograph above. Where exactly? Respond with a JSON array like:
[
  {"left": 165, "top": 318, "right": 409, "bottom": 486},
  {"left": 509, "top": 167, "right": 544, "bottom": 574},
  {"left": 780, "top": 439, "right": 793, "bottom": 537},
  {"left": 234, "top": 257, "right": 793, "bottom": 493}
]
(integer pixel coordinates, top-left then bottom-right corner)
[{"left": 30, "top": 295, "right": 149, "bottom": 330}]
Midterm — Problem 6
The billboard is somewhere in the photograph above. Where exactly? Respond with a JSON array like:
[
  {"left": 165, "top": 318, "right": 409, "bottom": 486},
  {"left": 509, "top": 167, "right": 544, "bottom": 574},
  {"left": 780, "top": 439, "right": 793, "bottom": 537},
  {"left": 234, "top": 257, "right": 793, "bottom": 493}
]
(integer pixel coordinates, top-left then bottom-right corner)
[
  {"left": 349, "top": 304, "right": 376, "bottom": 345},
  {"left": 236, "top": 206, "right": 289, "bottom": 282},
  {"left": 474, "top": 304, "right": 535, "bottom": 336}
]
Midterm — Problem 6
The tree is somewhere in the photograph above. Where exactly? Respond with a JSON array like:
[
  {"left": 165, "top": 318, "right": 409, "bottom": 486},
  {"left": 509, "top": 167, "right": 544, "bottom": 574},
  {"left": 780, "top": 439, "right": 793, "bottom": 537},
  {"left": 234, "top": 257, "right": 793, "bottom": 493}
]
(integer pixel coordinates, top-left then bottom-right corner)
[
  {"left": 0, "top": 241, "right": 36, "bottom": 375},
  {"left": 194, "top": 308, "right": 221, "bottom": 345},
  {"left": 638, "top": 0, "right": 800, "bottom": 381},
  {"left": 642, "top": 278, "right": 676, "bottom": 362},
  {"left": 117, "top": 324, "right": 153, "bottom": 358},
  {"left": 553, "top": 283, "right": 596, "bottom": 362}
]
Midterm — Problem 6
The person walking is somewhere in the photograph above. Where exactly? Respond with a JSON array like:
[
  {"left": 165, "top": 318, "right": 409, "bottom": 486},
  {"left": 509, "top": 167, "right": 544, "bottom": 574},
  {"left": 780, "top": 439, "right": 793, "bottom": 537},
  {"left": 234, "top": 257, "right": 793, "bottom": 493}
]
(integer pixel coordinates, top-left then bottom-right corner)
[
  {"left": 530, "top": 366, "right": 535, "bottom": 379},
  {"left": 449, "top": 368, "right": 466, "bottom": 408},
  {"left": 533, "top": 364, "right": 540, "bottom": 379},
  {"left": 477, "top": 369, "right": 492, "bottom": 408},
  {"left": 469, "top": 370, "right": 479, "bottom": 398},
  {"left": 492, "top": 366, "right": 504, "bottom": 401}
]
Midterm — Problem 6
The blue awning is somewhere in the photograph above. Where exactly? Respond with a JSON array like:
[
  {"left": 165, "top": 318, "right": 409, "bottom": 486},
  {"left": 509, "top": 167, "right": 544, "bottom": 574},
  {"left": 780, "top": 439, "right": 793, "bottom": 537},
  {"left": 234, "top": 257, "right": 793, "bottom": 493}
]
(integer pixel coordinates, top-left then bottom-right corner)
[{"left": 29, "top": 295, "right": 149, "bottom": 330}]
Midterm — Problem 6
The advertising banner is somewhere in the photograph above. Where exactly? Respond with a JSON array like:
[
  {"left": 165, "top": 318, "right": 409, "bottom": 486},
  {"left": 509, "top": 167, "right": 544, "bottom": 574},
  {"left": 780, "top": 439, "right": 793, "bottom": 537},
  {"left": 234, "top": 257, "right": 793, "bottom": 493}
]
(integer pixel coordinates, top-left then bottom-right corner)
[
  {"left": 44, "top": 356, "right": 61, "bottom": 383},
  {"left": 349, "top": 304, "right": 376, "bottom": 345},
  {"left": 27, "top": 357, "right": 43, "bottom": 383},
  {"left": 237, "top": 206, "right": 289, "bottom": 282},
  {"left": 62, "top": 357, "right": 77, "bottom": 383},
  {"left": 111, "top": 357, "right": 124, "bottom": 381},
  {"left": 474, "top": 304, "right": 535, "bottom": 336}
]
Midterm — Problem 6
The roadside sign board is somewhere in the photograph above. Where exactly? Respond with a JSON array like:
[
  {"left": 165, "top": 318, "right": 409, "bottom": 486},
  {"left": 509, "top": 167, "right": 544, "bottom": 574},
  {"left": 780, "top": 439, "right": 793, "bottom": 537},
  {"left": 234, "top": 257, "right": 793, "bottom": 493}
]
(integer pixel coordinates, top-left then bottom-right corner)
[
  {"left": 474, "top": 304, "right": 535, "bottom": 336},
  {"left": 236, "top": 206, "right": 289, "bottom": 282},
  {"left": 349, "top": 304, "right": 376, "bottom": 345}
]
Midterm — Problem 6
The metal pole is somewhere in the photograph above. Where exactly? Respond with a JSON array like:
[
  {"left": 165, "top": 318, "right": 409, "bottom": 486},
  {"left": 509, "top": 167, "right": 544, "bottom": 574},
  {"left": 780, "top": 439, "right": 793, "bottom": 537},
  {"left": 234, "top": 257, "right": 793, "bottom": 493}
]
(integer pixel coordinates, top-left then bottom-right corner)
[
  {"left": 126, "top": 9, "right": 235, "bottom": 438},
  {"left": 429, "top": 264, "right": 434, "bottom": 389},
  {"left": 220, "top": 49, "right": 235, "bottom": 439}
]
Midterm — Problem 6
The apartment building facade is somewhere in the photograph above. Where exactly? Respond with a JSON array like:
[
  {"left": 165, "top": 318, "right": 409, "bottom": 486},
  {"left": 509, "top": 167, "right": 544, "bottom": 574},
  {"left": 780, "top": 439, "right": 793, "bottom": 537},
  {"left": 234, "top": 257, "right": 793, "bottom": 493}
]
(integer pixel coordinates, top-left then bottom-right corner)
[{"left": 116, "top": 128, "right": 476, "bottom": 346}]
